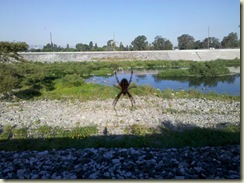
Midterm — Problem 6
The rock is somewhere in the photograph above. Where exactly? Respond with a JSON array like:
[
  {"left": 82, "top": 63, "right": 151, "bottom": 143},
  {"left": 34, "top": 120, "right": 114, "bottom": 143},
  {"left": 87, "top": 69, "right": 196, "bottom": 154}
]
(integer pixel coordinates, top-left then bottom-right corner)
[
  {"left": 17, "top": 169, "right": 25, "bottom": 179},
  {"left": 37, "top": 150, "right": 49, "bottom": 157},
  {"left": 175, "top": 175, "right": 185, "bottom": 179}
]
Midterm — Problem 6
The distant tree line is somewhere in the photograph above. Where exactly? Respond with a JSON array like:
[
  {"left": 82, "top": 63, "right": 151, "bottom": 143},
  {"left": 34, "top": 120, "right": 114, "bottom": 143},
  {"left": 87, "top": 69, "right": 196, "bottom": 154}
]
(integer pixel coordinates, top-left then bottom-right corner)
[{"left": 0, "top": 32, "right": 240, "bottom": 55}]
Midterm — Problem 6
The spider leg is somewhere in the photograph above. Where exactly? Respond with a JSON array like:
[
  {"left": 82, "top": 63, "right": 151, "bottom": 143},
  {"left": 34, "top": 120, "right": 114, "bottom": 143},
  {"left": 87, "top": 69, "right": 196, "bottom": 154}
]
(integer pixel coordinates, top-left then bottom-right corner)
[
  {"left": 113, "top": 84, "right": 121, "bottom": 90},
  {"left": 128, "top": 69, "right": 133, "bottom": 84},
  {"left": 128, "top": 85, "right": 137, "bottom": 90},
  {"left": 113, "top": 91, "right": 123, "bottom": 108},
  {"left": 126, "top": 91, "right": 135, "bottom": 107},
  {"left": 114, "top": 70, "right": 121, "bottom": 86}
]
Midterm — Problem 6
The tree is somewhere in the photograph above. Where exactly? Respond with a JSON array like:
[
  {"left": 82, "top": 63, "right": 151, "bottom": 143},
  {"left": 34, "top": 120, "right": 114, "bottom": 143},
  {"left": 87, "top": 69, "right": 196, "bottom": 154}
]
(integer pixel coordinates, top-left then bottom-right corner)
[
  {"left": 164, "top": 40, "right": 173, "bottom": 50},
  {"left": 152, "top": 36, "right": 164, "bottom": 50},
  {"left": 131, "top": 35, "right": 148, "bottom": 50},
  {"left": 89, "top": 41, "right": 93, "bottom": 50},
  {"left": 0, "top": 41, "right": 28, "bottom": 62},
  {"left": 119, "top": 42, "right": 125, "bottom": 51},
  {"left": 194, "top": 40, "right": 202, "bottom": 49},
  {"left": 106, "top": 40, "right": 116, "bottom": 51},
  {"left": 152, "top": 36, "right": 173, "bottom": 50},
  {"left": 177, "top": 34, "right": 195, "bottom": 50},
  {"left": 94, "top": 43, "right": 98, "bottom": 50},
  {"left": 221, "top": 32, "right": 239, "bottom": 48},
  {"left": 202, "top": 37, "right": 221, "bottom": 49},
  {"left": 75, "top": 43, "right": 89, "bottom": 51},
  {"left": 43, "top": 43, "right": 53, "bottom": 52}
]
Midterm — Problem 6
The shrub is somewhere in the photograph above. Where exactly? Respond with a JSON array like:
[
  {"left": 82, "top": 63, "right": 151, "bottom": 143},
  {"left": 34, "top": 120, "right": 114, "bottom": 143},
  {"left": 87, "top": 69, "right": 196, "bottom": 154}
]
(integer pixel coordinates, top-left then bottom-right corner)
[
  {"left": 0, "top": 64, "right": 22, "bottom": 93},
  {"left": 61, "top": 74, "right": 85, "bottom": 87},
  {"left": 189, "top": 61, "right": 230, "bottom": 77}
]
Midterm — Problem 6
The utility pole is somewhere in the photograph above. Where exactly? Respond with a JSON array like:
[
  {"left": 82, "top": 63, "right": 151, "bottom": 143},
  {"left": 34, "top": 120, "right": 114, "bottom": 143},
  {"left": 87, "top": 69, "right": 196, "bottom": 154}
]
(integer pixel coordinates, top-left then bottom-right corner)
[
  {"left": 50, "top": 32, "right": 53, "bottom": 52},
  {"left": 207, "top": 26, "right": 210, "bottom": 49}
]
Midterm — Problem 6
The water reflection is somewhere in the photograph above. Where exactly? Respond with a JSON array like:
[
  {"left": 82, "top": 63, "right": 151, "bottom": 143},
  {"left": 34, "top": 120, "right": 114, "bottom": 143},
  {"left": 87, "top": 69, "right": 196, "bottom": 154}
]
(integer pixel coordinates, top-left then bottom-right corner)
[
  {"left": 85, "top": 72, "right": 240, "bottom": 96},
  {"left": 153, "top": 75, "right": 237, "bottom": 87}
]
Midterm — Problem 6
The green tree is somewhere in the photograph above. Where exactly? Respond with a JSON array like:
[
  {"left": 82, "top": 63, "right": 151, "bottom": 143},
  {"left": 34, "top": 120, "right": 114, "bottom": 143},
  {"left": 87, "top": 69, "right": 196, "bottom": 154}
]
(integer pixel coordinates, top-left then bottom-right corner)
[
  {"left": 119, "top": 42, "right": 125, "bottom": 51},
  {"left": 76, "top": 43, "right": 89, "bottom": 51},
  {"left": 89, "top": 41, "right": 93, "bottom": 50},
  {"left": 202, "top": 37, "right": 221, "bottom": 49},
  {"left": 94, "top": 43, "right": 98, "bottom": 50},
  {"left": 0, "top": 41, "right": 28, "bottom": 62},
  {"left": 152, "top": 36, "right": 173, "bottom": 50},
  {"left": 194, "top": 40, "right": 203, "bottom": 49},
  {"left": 131, "top": 35, "right": 148, "bottom": 50},
  {"left": 164, "top": 40, "right": 173, "bottom": 50},
  {"left": 221, "top": 32, "right": 239, "bottom": 48},
  {"left": 177, "top": 34, "right": 195, "bottom": 50},
  {"left": 42, "top": 43, "right": 53, "bottom": 52}
]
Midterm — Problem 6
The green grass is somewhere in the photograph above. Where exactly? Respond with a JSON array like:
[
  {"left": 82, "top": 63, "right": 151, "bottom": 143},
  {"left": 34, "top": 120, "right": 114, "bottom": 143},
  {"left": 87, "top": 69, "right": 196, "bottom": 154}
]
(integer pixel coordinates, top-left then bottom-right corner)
[{"left": 0, "top": 124, "right": 240, "bottom": 151}]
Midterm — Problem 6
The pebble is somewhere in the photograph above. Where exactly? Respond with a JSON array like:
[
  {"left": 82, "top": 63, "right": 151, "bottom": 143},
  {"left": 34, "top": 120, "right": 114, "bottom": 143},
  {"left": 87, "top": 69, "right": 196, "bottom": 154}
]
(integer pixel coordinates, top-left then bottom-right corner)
[
  {"left": 0, "top": 145, "right": 239, "bottom": 179},
  {"left": 0, "top": 97, "right": 240, "bottom": 135}
]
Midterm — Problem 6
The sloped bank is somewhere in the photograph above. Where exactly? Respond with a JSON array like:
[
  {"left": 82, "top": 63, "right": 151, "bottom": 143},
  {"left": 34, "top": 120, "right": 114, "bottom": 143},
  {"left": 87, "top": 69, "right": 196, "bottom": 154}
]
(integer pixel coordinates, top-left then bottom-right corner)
[{"left": 18, "top": 49, "right": 240, "bottom": 62}]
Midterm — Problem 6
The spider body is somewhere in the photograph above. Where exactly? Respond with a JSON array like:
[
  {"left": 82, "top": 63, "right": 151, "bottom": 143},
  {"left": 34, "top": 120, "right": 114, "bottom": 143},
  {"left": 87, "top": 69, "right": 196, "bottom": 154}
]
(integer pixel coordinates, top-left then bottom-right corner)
[{"left": 113, "top": 70, "right": 135, "bottom": 108}]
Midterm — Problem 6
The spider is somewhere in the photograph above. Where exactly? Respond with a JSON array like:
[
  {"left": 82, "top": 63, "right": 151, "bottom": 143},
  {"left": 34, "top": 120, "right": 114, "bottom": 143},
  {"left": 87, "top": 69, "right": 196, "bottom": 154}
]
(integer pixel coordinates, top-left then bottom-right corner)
[{"left": 113, "top": 70, "right": 136, "bottom": 108}]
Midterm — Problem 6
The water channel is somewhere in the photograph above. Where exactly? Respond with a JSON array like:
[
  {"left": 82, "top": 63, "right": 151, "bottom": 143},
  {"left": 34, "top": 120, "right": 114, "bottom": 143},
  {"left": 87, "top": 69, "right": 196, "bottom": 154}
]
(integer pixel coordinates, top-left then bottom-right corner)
[{"left": 85, "top": 67, "right": 240, "bottom": 96}]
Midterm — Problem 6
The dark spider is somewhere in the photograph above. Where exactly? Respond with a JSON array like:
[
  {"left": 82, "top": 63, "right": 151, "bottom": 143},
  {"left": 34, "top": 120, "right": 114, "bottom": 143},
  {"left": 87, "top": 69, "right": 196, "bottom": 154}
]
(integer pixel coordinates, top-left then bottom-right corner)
[{"left": 113, "top": 70, "right": 135, "bottom": 108}]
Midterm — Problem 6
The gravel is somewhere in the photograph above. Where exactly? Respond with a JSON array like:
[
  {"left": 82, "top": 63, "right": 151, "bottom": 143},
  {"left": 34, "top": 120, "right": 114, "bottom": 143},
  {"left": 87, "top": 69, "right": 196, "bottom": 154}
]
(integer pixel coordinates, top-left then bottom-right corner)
[
  {"left": 0, "top": 145, "right": 240, "bottom": 179},
  {"left": 0, "top": 97, "right": 240, "bottom": 179},
  {"left": 0, "top": 96, "right": 240, "bottom": 135}
]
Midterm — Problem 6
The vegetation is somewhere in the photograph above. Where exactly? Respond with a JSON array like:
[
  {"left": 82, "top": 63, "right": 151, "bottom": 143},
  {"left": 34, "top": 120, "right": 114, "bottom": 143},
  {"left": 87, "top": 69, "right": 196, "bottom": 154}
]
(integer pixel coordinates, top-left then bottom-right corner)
[
  {"left": 0, "top": 59, "right": 240, "bottom": 101},
  {"left": 0, "top": 58, "right": 240, "bottom": 151},
  {"left": 0, "top": 124, "right": 98, "bottom": 141},
  {"left": 0, "top": 41, "right": 28, "bottom": 62},
  {"left": 27, "top": 31, "right": 239, "bottom": 52},
  {"left": 156, "top": 60, "right": 235, "bottom": 78},
  {"left": 0, "top": 123, "right": 239, "bottom": 151}
]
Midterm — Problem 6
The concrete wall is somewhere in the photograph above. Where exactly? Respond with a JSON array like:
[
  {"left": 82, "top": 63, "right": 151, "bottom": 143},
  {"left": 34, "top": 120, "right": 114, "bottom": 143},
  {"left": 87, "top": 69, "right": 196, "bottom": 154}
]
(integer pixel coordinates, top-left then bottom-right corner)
[{"left": 19, "top": 49, "right": 240, "bottom": 62}]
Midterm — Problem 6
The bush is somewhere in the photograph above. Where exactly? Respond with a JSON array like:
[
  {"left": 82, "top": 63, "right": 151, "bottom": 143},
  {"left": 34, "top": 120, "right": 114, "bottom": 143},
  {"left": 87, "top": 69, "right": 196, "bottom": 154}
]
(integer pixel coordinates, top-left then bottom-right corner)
[
  {"left": 189, "top": 61, "right": 230, "bottom": 77},
  {"left": 0, "top": 64, "right": 22, "bottom": 93},
  {"left": 61, "top": 74, "right": 85, "bottom": 87}
]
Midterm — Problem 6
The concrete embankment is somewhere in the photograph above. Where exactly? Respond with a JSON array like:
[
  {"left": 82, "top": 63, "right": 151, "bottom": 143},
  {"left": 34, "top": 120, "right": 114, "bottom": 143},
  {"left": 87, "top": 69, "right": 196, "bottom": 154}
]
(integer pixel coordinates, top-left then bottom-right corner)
[{"left": 19, "top": 49, "right": 240, "bottom": 62}]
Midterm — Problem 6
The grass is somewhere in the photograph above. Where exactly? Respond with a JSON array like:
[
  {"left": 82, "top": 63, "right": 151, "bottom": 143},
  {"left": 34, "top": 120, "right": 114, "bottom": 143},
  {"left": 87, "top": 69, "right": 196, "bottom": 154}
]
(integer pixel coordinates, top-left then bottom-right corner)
[
  {"left": 0, "top": 124, "right": 240, "bottom": 151},
  {"left": 0, "top": 124, "right": 98, "bottom": 141}
]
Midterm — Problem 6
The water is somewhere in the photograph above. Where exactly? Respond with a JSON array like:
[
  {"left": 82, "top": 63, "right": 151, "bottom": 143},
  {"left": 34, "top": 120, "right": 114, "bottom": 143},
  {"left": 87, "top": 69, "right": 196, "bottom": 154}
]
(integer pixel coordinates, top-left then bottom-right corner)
[{"left": 85, "top": 70, "right": 240, "bottom": 96}]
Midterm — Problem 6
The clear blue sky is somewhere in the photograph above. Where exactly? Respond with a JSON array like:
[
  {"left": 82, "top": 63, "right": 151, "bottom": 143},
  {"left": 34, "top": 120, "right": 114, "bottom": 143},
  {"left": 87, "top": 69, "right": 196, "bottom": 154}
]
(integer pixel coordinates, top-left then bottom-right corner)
[{"left": 0, "top": 0, "right": 240, "bottom": 48}]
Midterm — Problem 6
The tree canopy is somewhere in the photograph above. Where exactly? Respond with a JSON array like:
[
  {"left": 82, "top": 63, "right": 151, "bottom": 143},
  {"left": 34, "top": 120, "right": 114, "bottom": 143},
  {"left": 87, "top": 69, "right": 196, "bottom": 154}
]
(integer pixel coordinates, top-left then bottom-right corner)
[
  {"left": 0, "top": 41, "right": 29, "bottom": 62},
  {"left": 8, "top": 31, "right": 239, "bottom": 53},
  {"left": 177, "top": 34, "right": 195, "bottom": 50},
  {"left": 152, "top": 36, "right": 173, "bottom": 50},
  {"left": 131, "top": 35, "right": 148, "bottom": 50},
  {"left": 221, "top": 32, "right": 239, "bottom": 48}
]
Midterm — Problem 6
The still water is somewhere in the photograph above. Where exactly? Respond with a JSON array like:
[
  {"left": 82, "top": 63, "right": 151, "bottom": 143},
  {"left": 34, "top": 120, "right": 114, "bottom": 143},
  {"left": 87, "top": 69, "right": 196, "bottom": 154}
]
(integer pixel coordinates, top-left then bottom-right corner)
[{"left": 86, "top": 70, "right": 240, "bottom": 96}]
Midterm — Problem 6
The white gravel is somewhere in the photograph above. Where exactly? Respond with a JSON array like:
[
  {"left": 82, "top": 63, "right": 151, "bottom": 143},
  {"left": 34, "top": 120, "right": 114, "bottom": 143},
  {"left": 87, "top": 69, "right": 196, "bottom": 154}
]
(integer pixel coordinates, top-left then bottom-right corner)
[{"left": 0, "top": 96, "right": 240, "bottom": 135}]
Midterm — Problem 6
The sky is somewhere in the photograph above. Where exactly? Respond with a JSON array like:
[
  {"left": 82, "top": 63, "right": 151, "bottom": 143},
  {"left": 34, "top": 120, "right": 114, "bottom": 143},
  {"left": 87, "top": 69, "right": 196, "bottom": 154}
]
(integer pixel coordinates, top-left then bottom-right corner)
[{"left": 0, "top": 0, "right": 240, "bottom": 48}]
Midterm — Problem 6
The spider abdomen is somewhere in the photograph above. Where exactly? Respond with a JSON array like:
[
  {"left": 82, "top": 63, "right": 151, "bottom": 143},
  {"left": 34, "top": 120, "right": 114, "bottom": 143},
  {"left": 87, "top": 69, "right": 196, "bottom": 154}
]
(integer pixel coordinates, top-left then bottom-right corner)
[{"left": 120, "top": 79, "right": 129, "bottom": 94}]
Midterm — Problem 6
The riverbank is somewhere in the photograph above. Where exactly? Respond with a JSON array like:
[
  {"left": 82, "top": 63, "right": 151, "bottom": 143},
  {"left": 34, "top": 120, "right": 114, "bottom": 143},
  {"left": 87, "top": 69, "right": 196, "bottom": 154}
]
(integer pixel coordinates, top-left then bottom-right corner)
[
  {"left": 0, "top": 96, "right": 240, "bottom": 136},
  {"left": 18, "top": 49, "right": 240, "bottom": 62}
]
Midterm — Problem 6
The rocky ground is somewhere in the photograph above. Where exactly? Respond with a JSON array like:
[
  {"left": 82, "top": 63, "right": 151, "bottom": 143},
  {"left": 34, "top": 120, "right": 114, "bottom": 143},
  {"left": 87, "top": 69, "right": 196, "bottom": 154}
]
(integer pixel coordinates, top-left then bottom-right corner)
[
  {"left": 0, "top": 96, "right": 240, "bottom": 135},
  {"left": 0, "top": 145, "right": 240, "bottom": 179},
  {"left": 0, "top": 96, "right": 240, "bottom": 179}
]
